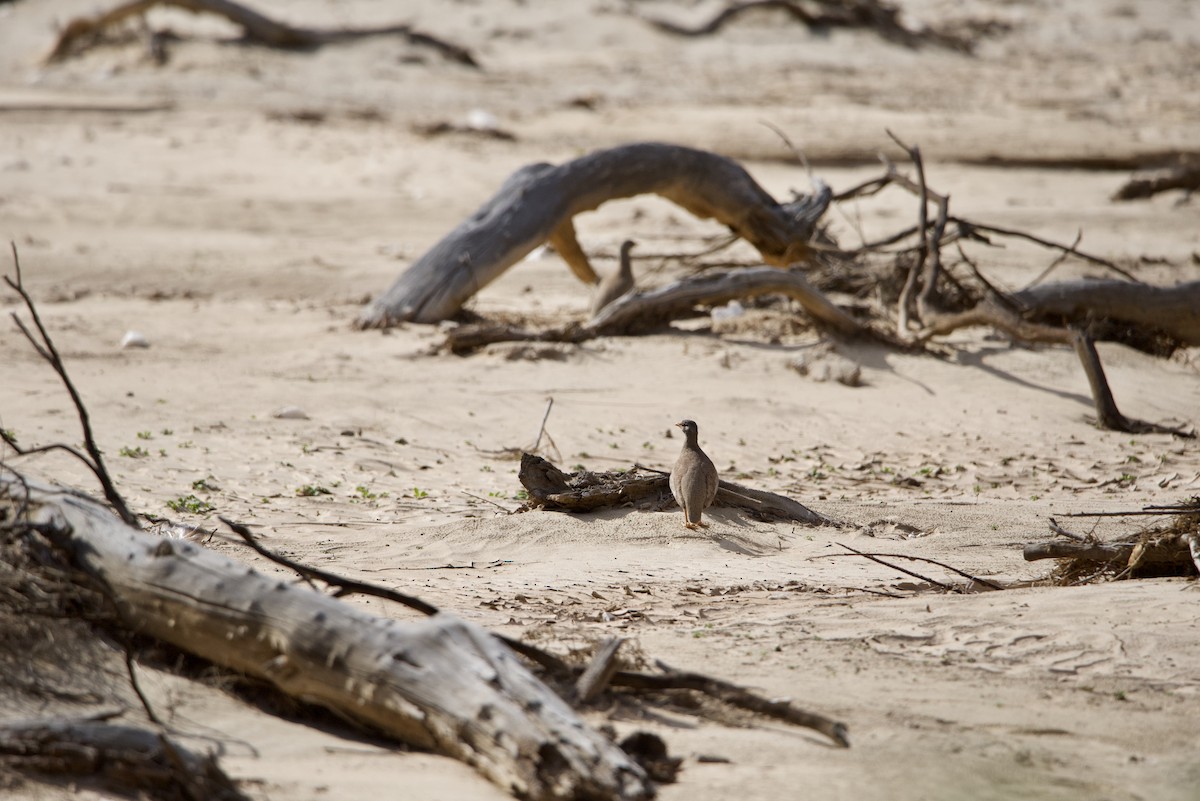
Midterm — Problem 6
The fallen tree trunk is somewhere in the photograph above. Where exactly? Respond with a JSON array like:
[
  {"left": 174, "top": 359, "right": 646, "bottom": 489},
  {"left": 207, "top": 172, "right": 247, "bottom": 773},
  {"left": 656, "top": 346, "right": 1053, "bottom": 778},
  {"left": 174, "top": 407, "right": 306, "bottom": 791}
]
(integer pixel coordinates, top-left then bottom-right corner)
[
  {"left": 0, "top": 716, "right": 247, "bottom": 801},
  {"left": 0, "top": 470, "right": 652, "bottom": 801},
  {"left": 1112, "top": 163, "right": 1200, "bottom": 201},
  {"left": 1011, "top": 279, "right": 1200, "bottom": 347},
  {"left": 356, "top": 143, "right": 831, "bottom": 327},
  {"left": 518, "top": 453, "right": 839, "bottom": 527},
  {"left": 45, "top": 0, "right": 478, "bottom": 66}
]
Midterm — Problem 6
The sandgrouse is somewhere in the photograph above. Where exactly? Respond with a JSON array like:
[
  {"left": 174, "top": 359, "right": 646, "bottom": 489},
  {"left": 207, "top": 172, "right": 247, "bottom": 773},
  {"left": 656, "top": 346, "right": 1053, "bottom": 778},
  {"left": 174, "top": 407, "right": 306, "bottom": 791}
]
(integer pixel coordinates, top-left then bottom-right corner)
[
  {"left": 590, "top": 239, "right": 636, "bottom": 317},
  {"left": 669, "top": 419, "right": 719, "bottom": 530}
]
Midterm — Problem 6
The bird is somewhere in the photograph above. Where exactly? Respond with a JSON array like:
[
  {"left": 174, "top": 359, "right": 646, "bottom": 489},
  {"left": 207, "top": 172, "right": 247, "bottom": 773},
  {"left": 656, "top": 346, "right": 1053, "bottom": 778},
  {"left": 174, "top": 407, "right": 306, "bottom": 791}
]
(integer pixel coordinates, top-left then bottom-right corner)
[
  {"left": 669, "top": 419, "right": 719, "bottom": 530},
  {"left": 590, "top": 239, "right": 636, "bottom": 317}
]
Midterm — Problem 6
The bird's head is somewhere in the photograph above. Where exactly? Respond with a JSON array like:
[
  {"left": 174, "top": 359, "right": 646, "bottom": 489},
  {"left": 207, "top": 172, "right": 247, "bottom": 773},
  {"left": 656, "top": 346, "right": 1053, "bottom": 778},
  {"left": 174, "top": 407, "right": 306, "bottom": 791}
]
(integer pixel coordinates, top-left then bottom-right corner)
[{"left": 675, "top": 419, "right": 699, "bottom": 438}]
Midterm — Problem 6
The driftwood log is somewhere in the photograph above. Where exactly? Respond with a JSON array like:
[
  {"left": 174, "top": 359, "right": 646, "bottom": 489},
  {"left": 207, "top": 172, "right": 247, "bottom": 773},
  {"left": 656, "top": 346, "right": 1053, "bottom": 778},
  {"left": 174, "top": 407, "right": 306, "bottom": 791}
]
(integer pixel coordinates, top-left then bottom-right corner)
[
  {"left": 1112, "top": 163, "right": 1200, "bottom": 201},
  {"left": 0, "top": 470, "right": 652, "bottom": 801},
  {"left": 1011, "top": 279, "right": 1200, "bottom": 348},
  {"left": 0, "top": 716, "right": 247, "bottom": 801},
  {"left": 1023, "top": 534, "right": 1200, "bottom": 575},
  {"left": 518, "top": 453, "right": 839, "bottom": 527},
  {"left": 356, "top": 143, "right": 831, "bottom": 327},
  {"left": 45, "top": 0, "right": 478, "bottom": 66},
  {"left": 640, "top": 0, "right": 984, "bottom": 52}
]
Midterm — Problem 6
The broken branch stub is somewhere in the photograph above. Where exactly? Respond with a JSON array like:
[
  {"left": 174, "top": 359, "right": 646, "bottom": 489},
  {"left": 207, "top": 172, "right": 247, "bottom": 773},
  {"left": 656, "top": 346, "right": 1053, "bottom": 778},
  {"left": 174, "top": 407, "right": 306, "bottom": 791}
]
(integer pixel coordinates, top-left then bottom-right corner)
[
  {"left": 356, "top": 143, "right": 830, "bottom": 327},
  {"left": 0, "top": 471, "right": 652, "bottom": 801}
]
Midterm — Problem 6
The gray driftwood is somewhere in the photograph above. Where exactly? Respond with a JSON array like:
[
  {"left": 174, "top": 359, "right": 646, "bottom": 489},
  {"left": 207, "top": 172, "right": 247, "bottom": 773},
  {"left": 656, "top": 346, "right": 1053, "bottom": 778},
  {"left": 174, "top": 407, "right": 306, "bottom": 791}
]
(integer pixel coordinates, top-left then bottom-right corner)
[
  {"left": 356, "top": 143, "right": 831, "bottom": 327},
  {"left": 46, "top": 0, "right": 478, "bottom": 66},
  {"left": 0, "top": 716, "right": 247, "bottom": 801},
  {"left": 518, "top": 453, "right": 838, "bottom": 527},
  {"left": 0, "top": 470, "right": 652, "bottom": 801},
  {"left": 1012, "top": 279, "right": 1200, "bottom": 347},
  {"left": 440, "top": 266, "right": 877, "bottom": 354},
  {"left": 1023, "top": 534, "right": 1199, "bottom": 573}
]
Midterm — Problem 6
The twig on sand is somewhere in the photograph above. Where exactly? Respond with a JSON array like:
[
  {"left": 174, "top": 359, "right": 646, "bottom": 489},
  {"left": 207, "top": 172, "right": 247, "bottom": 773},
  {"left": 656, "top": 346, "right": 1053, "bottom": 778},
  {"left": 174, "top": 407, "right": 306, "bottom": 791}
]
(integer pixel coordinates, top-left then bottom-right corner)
[{"left": 3, "top": 243, "right": 140, "bottom": 528}]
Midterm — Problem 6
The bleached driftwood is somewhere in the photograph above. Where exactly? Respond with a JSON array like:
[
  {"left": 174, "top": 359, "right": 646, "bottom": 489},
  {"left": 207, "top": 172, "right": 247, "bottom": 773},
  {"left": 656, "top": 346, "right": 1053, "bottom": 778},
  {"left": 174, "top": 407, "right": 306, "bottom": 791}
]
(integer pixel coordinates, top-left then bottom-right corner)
[
  {"left": 356, "top": 143, "right": 831, "bottom": 327},
  {"left": 0, "top": 470, "right": 652, "bottom": 801}
]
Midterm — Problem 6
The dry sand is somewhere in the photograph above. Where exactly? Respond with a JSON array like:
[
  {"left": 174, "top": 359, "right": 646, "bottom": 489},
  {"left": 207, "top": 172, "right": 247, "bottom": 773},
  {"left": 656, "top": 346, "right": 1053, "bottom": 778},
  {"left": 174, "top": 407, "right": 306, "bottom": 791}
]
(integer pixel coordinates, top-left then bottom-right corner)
[{"left": 2, "top": 1, "right": 1200, "bottom": 799}]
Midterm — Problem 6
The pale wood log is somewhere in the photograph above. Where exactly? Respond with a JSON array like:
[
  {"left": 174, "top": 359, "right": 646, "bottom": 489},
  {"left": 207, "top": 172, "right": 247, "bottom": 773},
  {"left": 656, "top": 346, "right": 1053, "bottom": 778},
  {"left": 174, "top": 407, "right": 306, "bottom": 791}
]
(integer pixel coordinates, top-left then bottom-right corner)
[
  {"left": 518, "top": 454, "right": 838, "bottom": 527},
  {"left": 356, "top": 143, "right": 831, "bottom": 327},
  {"left": 0, "top": 471, "right": 652, "bottom": 801}
]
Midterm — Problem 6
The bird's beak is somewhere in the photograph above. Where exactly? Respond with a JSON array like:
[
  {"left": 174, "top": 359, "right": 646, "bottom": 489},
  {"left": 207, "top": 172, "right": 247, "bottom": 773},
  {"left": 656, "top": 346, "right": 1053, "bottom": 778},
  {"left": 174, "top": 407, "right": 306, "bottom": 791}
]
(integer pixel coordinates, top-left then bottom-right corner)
[{"left": 674, "top": 421, "right": 684, "bottom": 430}]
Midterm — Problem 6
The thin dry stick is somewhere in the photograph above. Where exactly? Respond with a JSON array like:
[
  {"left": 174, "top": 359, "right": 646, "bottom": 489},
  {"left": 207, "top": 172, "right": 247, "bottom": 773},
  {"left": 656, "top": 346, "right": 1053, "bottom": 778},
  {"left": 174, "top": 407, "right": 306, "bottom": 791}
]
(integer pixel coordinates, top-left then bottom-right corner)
[
  {"left": 887, "top": 131, "right": 928, "bottom": 336},
  {"left": 834, "top": 542, "right": 957, "bottom": 592},
  {"left": 1024, "top": 229, "right": 1083, "bottom": 289},
  {"left": 4, "top": 243, "right": 140, "bottom": 528},
  {"left": 816, "top": 550, "right": 1004, "bottom": 591},
  {"left": 952, "top": 218, "right": 1136, "bottom": 281},
  {"left": 1047, "top": 517, "right": 1087, "bottom": 541},
  {"left": 462, "top": 490, "right": 516, "bottom": 514},
  {"left": 916, "top": 192, "right": 950, "bottom": 323},
  {"left": 619, "top": 661, "right": 850, "bottom": 748},
  {"left": 531, "top": 397, "right": 554, "bottom": 453}
]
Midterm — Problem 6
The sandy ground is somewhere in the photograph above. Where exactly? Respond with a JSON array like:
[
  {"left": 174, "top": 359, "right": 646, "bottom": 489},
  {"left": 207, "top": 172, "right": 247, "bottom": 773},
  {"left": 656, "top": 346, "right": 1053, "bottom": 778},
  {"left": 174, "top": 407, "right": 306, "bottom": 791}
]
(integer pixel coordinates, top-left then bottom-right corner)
[{"left": 2, "top": 1, "right": 1200, "bottom": 799}]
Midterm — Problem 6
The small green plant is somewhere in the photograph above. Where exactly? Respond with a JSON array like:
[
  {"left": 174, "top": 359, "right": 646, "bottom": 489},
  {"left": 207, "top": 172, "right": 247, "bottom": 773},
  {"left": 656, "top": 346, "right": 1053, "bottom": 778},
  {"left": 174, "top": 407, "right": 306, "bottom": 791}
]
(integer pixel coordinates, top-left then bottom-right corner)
[
  {"left": 296, "top": 484, "right": 332, "bottom": 497},
  {"left": 158, "top": 449, "right": 167, "bottom": 457},
  {"left": 192, "top": 478, "right": 214, "bottom": 491},
  {"left": 354, "top": 485, "right": 378, "bottom": 500},
  {"left": 136, "top": 431, "right": 153, "bottom": 440},
  {"left": 2, "top": 429, "right": 17, "bottom": 444},
  {"left": 571, "top": 463, "right": 585, "bottom": 471},
  {"left": 119, "top": 446, "right": 149, "bottom": 458},
  {"left": 411, "top": 487, "right": 429, "bottom": 499},
  {"left": 161, "top": 428, "right": 173, "bottom": 436},
  {"left": 514, "top": 489, "right": 529, "bottom": 501},
  {"left": 166, "top": 494, "right": 214, "bottom": 514},
  {"left": 488, "top": 491, "right": 507, "bottom": 499},
  {"left": 480, "top": 465, "right": 493, "bottom": 472},
  {"left": 178, "top": 440, "right": 195, "bottom": 449}
]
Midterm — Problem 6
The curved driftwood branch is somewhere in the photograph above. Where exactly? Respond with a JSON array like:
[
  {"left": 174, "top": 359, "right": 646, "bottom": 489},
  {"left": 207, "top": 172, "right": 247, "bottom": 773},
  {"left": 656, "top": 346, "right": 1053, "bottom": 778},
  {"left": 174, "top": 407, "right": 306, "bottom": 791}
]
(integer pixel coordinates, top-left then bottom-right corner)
[
  {"left": 518, "top": 454, "right": 838, "bottom": 527},
  {"left": 0, "top": 471, "right": 652, "bottom": 801},
  {"left": 356, "top": 143, "right": 831, "bottom": 327},
  {"left": 46, "top": 0, "right": 478, "bottom": 66},
  {"left": 587, "top": 266, "right": 865, "bottom": 337}
]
